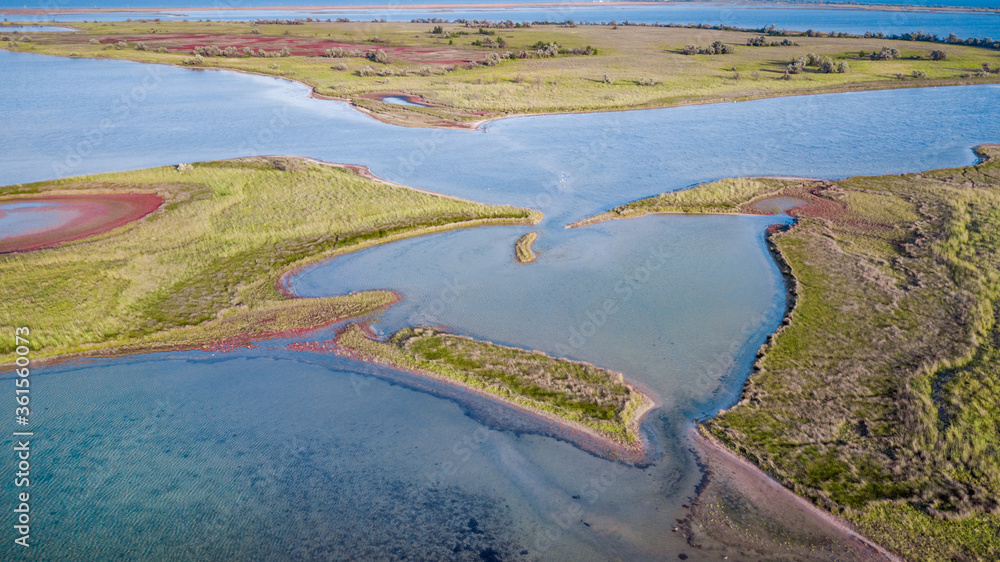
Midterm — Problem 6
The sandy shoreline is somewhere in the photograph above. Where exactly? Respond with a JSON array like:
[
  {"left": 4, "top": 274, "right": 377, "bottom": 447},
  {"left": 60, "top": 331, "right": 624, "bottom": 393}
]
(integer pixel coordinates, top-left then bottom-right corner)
[{"left": 687, "top": 427, "right": 904, "bottom": 561}]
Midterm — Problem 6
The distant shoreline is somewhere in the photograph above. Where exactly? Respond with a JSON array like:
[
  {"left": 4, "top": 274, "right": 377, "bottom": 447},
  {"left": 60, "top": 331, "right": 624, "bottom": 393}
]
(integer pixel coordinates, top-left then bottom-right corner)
[{"left": 2, "top": 1, "right": 996, "bottom": 16}]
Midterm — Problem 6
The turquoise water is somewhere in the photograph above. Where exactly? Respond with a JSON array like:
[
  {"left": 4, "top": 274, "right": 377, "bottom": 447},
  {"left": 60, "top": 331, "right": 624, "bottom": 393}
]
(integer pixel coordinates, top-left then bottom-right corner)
[
  {"left": 3, "top": 4, "right": 999, "bottom": 37},
  {"left": 1, "top": 51, "right": 999, "bottom": 559}
]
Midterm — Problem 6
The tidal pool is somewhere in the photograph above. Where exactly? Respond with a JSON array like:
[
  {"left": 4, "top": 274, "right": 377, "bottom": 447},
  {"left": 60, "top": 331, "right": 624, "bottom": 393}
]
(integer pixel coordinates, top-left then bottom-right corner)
[{"left": 1, "top": 51, "right": 999, "bottom": 559}]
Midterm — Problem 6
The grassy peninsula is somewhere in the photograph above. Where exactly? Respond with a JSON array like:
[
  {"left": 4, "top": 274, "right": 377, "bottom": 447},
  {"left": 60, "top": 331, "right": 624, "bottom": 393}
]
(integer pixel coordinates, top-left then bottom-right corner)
[
  {"left": 514, "top": 231, "right": 538, "bottom": 263},
  {"left": 4, "top": 20, "right": 999, "bottom": 128},
  {"left": 0, "top": 157, "right": 539, "bottom": 361},
  {"left": 336, "top": 324, "right": 654, "bottom": 449},
  {"left": 577, "top": 146, "right": 1000, "bottom": 560}
]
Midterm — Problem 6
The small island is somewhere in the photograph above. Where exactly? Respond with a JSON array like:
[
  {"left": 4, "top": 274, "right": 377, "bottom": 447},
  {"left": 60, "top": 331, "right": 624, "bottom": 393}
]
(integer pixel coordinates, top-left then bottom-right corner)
[
  {"left": 334, "top": 324, "right": 655, "bottom": 456},
  {"left": 575, "top": 145, "right": 1000, "bottom": 560},
  {"left": 514, "top": 231, "right": 538, "bottom": 264}
]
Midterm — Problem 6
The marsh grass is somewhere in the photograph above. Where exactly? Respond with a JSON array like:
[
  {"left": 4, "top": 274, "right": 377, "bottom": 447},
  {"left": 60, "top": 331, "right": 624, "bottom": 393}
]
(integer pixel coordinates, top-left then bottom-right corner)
[
  {"left": 11, "top": 21, "right": 1000, "bottom": 127},
  {"left": 0, "top": 157, "right": 538, "bottom": 360},
  {"left": 590, "top": 145, "right": 1000, "bottom": 560},
  {"left": 336, "top": 324, "right": 652, "bottom": 445},
  {"left": 514, "top": 231, "right": 538, "bottom": 263}
]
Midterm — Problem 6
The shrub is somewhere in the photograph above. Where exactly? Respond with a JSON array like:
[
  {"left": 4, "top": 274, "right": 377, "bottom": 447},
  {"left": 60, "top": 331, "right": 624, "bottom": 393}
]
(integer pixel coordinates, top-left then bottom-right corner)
[
  {"left": 704, "top": 41, "right": 733, "bottom": 55},
  {"left": 431, "top": 25, "right": 444, "bottom": 34},
  {"left": 18, "top": 35, "right": 31, "bottom": 43},
  {"left": 870, "top": 47, "right": 900, "bottom": 61},
  {"left": 806, "top": 53, "right": 820, "bottom": 66},
  {"left": 114, "top": 40, "right": 128, "bottom": 50},
  {"left": 930, "top": 50, "right": 947, "bottom": 61},
  {"left": 250, "top": 27, "right": 260, "bottom": 34},
  {"left": 324, "top": 47, "right": 345, "bottom": 57},
  {"left": 636, "top": 77, "right": 658, "bottom": 86},
  {"left": 88, "top": 38, "right": 100, "bottom": 45},
  {"left": 818, "top": 56, "right": 836, "bottom": 73},
  {"left": 358, "top": 65, "right": 376, "bottom": 76},
  {"left": 787, "top": 57, "right": 807, "bottom": 74},
  {"left": 536, "top": 43, "right": 558, "bottom": 57},
  {"left": 681, "top": 45, "right": 698, "bottom": 55},
  {"left": 134, "top": 42, "right": 147, "bottom": 51},
  {"left": 912, "top": 69, "right": 927, "bottom": 79},
  {"left": 182, "top": 54, "right": 203, "bottom": 65},
  {"left": 155, "top": 46, "right": 168, "bottom": 53},
  {"left": 836, "top": 60, "right": 850, "bottom": 73},
  {"left": 223, "top": 46, "right": 239, "bottom": 57},
  {"left": 332, "top": 63, "right": 348, "bottom": 71},
  {"left": 279, "top": 47, "right": 291, "bottom": 57},
  {"left": 366, "top": 48, "right": 388, "bottom": 63},
  {"left": 483, "top": 52, "right": 501, "bottom": 66}
]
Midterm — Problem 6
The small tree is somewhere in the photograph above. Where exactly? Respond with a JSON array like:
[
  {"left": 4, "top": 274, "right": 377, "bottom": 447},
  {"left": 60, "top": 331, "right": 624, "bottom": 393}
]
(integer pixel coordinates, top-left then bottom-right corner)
[
  {"left": 930, "top": 50, "right": 947, "bottom": 61},
  {"left": 431, "top": 25, "right": 444, "bottom": 34}
]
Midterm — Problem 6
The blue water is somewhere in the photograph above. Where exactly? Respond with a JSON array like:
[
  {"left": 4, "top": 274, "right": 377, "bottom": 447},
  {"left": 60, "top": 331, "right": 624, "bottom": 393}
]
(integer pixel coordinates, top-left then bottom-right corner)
[
  {"left": 0, "top": 25, "right": 74, "bottom": 31},
  {"left": 0, "top": 201, "right": 78, "bottom": 239},
  {"left": 0, "top": 0, "right": 996, "bottom": 8},
  {"left": 1, "top": 49, "right": 999, "bottom": 559},
  {"left": 4, "top": 4, "right": 999, "bottom": 39},
  {"left": 381, "top": 95, "right": 429, "bottom": 106}
]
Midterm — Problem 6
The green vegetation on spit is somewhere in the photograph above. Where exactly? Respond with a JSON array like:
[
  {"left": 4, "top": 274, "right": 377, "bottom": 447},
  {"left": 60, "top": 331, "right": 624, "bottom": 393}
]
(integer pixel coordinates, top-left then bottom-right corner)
[
  {"left": 514, "top": 231, "right": 538, "bottom": 263},
  {"left": 0, "top": 157, "right": 539, "bottom": 361},
  {"left": 579, "top": 146, "right": 1000, "bottom": 560},
  {"left": 4, "top": 20, "right": 999, "bottom": 127},
  {"left": 336, "top": 324, "right": 653, "bottom": 447}
]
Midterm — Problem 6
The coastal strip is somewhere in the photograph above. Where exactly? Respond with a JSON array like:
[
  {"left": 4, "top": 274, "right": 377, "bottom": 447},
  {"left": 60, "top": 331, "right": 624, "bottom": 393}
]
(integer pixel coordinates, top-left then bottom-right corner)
[
  {"left": 326, "top": 323, "right": 657, "bottom": 462},
  {"left": 7, "top": 20, "right": 998, "bottom": 129},
  {"left": 573, "top": 146, "right": 1000, "bottom": 560},
  {"left": 0, "top": 156, "right": 540, "bottom": 365}
]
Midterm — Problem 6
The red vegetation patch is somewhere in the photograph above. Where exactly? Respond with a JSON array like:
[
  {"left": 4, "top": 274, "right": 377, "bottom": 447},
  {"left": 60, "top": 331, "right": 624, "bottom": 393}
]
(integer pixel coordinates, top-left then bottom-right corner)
[
  {"left": 0, "top": 193, "right": 163, "bottom": 253},
  {"left": 100, "top": 34, "right": 474, "bottom": 64}
]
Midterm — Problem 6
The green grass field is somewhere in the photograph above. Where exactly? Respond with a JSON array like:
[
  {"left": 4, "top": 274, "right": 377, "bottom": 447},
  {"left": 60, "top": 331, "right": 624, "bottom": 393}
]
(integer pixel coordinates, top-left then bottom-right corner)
[
  {"left": 337, "top": 324, "right": 653, "bottom": 447},
  {"left": 5, "top": 20, "right": 999, "bottom": 127},
  {"left": 581, "top": 145, "right": 1000, "bottom": 560},
  {"left": 0, "top": 157, "right": 539, "bottom": 361}
]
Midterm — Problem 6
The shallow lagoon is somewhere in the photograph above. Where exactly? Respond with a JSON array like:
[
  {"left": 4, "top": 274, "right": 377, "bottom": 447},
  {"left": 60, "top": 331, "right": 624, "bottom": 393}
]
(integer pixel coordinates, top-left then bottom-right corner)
[{"left": 1, "top": 51, "right": 999, "bottom": 559}]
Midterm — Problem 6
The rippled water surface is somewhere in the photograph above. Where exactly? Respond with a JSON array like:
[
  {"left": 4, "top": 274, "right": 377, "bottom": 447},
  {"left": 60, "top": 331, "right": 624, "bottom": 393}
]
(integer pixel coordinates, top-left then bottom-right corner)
[{"left": 1, "top": 50, "right": 999, "bottom": 560}]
